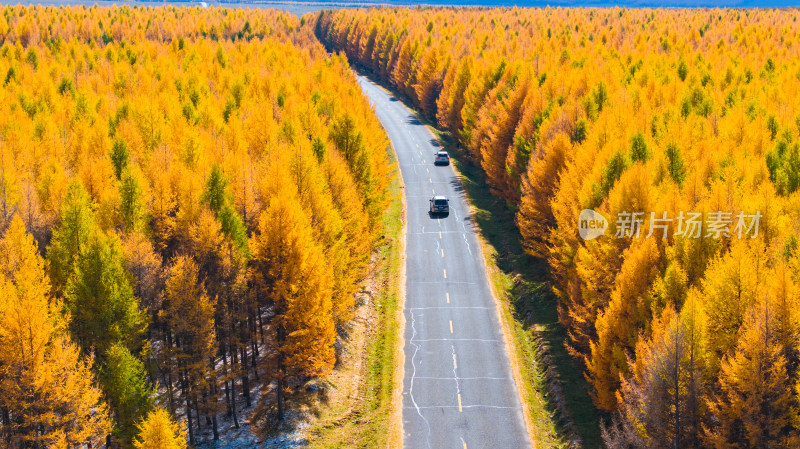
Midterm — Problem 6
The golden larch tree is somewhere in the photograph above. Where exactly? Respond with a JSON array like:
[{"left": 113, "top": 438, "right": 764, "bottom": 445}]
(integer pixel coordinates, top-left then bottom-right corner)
[
  {"left": 134, "top": 408, "right": 187, "bottom": 449},
  {"left": 250, "top": 192, "right": 336, "bottom": 421},
  {"left": 0, "top": 217, "right": 111, "bottom": 447},
  {"left": 703, "top": 297, "right": 800, "bottom": 448}
]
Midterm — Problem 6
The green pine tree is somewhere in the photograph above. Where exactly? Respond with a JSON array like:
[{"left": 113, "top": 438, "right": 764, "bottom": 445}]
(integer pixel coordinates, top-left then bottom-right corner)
[{"left": 100, "top": 343, "right": 154, "bottom": 446}]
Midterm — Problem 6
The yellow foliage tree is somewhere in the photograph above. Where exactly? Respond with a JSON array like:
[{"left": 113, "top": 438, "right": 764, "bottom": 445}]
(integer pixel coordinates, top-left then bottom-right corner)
[
  {"left": 586, "top": 238, "right": 661, "bottom": 411},
  {"left": 700, "top": 241, "right": 769, "bottom": 371},
  {"left": 703, "top": 297, "right": 800, "bottom": 448},
  {"left": 606, "top": 297, "right": 709, "bottom": 449},
  {"left": 163, "top": 255, "right": 217, "bottom": 445},
  {"left": 0, "top": 217, "right": 111, "bottom": 447},
  {"left": 250, "top": 193, "right": 336, "bottom": 421},
  {"left": 134, "top": 408, "right": 187, "bottom": 449}
]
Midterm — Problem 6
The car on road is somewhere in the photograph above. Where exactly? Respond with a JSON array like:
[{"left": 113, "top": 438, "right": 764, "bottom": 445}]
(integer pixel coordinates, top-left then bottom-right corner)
[
  {"left": 434, "top": 151, "right": 450, "bottom": 165},
  {"left": 429, "top": 195, "right": 450, "bottom": 215}
]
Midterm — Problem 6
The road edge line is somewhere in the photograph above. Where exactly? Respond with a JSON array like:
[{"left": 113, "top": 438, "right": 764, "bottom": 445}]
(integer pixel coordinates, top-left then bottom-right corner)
[
  {"left": 386, "top": 112, "right": 408, "bottom": 449},
  {"left": 356, "top": 74, "right": 408, "bottom": 448}
]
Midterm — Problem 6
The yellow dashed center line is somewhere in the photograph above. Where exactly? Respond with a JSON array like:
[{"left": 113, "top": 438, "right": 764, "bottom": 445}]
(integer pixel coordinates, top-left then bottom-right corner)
[
  {"left": 449, "top": 320, "right": 453, "bottom": 334},
  {"left": 446, "top": 292, "right": 450, "bottom": 304},
  {"left": 457, "top": 393, "right": 463, "bottom": 413},
  {"left": 441, "top": 249, "right": 445, "bottom": 258},
  {"left": 463, "top": 442, "right": 468, "bottom": 449},
  {"left": 452, "top": 353, "right": 458, "bottom": 370},
  {"left": 443, "top": 269, "right": 447, "bottom": 279},
  {"left": 439, "top": 231, "right": 442, "bottom": 239},
  {"left": 430, "top": 177, "right": 432, "bottom": 183}
]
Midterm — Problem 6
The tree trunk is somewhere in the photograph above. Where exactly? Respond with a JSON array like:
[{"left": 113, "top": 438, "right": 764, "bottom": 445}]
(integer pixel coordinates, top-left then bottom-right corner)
[
  {"left": 258, "top": 307, "right": 265, "bottom": 344},
  {"left": 165, "top": 332, "right": 176, "bottom": 415},
  {"left": 212, "top": 414, "right": 219, "bottom": 441},
  {"left": 185, "top": 393, "right": 195, "bottom": 446},
  {"left": 194, "top": 396, "right": 203, "bottom": 433},
  {"left": 241, "top": 346, "right": 251, "bottom": 407},
  {"left": 674, "top": 325, "right": 680, "bottom": 449},
  {"left": 230, "top": 377, "right": 240, "bottom": 429},
  {"left": 223, "top": 352, "right": 232, "bottom": 417},
  {"left": 251, "top": 339, "right": 259, "bottom": 381},
  {"left": 277, "top": 322, "right": 286, "bottom": 421},
  {"left": 277, "top": 372, "right": 285, "bottom": 422},
  {"left": 207, "top": 358, "right": 220, "bottom": 441}
]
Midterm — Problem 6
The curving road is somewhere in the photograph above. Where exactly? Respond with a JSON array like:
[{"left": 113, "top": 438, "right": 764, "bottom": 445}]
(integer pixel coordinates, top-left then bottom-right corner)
[{"left": 357, "top": 76, "right": 532, "bottom": 449}]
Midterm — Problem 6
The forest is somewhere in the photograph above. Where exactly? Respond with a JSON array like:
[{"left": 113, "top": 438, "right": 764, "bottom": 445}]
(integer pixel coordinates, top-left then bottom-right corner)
[
  {"left": 315, "top": 7, "right": 800, "bottom": 448},
  {"left": 0, "top": 5, "right": 394, "bottom": 448}
]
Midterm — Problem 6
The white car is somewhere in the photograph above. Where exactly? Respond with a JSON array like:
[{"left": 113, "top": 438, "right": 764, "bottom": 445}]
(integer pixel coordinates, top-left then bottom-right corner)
[{"left": 434, "top": 151, "right": 450, "bottom": 165}]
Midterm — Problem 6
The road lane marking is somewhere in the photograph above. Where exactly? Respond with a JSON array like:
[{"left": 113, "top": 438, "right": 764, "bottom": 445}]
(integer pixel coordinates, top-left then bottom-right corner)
[
  {"left": 403, "top": 405, "right": 515, "bottom": 410},
  {"left": 414, "top": 338, "right": 500, "bottom": 342},
  {"left": 429, "top": 178, "right": 432, "bottom": 183},
  {"left": 452, "top": 353, "right": 457, "bottom": 370},
  {"left": 441, "top": 249, "right": 445, "bottom": 258},
  {"left": 409, "top": 281, "right": 476, "bottom": 285},
  {"left": 432, "top": 188, "right": 435, "bottom": 194},
  {"left": 463, "top": 441, "right": 467, "bottom": 449},
  {"left": 449, "top": 320, "right": 453, "bottom": 334},
  {"left": 408, "top": 306, "right": 490, "bottom": 311},
  {"left": 439, "top": 232, "right": 442, "bottom": 239},
  {"left": 457, "top": 393, "right": 463, "bottom": 413},
  {"left": 443, "top": 269, "right": 447, "bottom": 279},
  {"left": 426, "top": 167, "right": 430, "bottom": 173},
  {"left": 414, "top": 376, "right": 508, "bottom": 380},
  {"left": 446, "top": 292, "right": 450, "bottom": 304}
]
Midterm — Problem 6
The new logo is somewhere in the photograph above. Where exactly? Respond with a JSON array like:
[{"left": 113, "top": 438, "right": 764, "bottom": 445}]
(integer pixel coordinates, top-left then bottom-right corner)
[{"left": 578, "top": 209, "right": 608, "bottom": 241}]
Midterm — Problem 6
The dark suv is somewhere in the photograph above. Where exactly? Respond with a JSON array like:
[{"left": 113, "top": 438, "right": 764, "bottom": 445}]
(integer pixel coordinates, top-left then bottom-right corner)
[{"left": 429, "top": 196, "right": 449, "bottom": 215}]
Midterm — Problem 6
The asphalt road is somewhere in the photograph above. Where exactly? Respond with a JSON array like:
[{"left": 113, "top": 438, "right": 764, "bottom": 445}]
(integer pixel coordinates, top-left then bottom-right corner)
[{"left": 357, "top": 76, "right": 532, "bottom": 449}]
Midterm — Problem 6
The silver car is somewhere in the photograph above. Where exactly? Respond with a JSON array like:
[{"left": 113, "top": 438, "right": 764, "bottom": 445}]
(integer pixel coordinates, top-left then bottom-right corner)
[{"left": 434, "top": 151, "right": 450, "bottom": 165}]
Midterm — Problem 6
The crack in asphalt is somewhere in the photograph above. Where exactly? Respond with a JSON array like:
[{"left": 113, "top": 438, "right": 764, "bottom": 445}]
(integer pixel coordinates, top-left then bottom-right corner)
[
  {"left": 408, "top": 309, "right": 433, "bottom": 449},
  {"left": 462, "top": 233, "right": 472, "bottom": 256}
]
